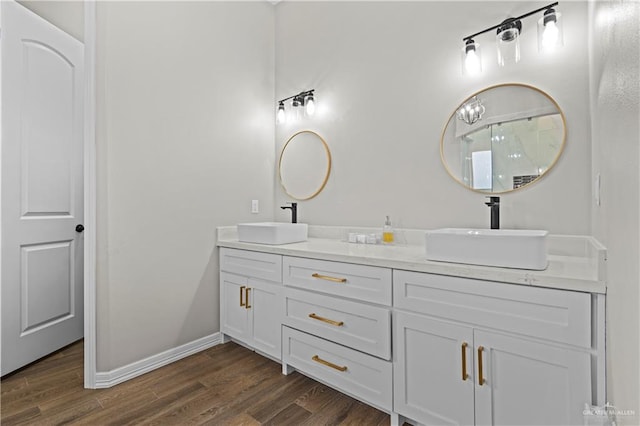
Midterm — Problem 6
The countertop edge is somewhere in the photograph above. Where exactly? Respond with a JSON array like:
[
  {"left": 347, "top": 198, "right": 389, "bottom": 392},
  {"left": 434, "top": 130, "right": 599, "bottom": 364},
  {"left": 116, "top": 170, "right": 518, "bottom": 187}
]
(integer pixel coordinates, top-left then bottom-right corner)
[{"left": 216, "top": 237, "right": 607, "bottom": 295}]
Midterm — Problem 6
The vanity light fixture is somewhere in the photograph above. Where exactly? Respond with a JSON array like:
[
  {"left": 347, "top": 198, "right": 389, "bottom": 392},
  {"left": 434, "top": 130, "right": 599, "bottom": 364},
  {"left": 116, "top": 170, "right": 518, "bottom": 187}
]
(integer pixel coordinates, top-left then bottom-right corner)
[
  {"left": 496, "top": 18, "right": 522, "bottom": 66},
  {"left": 291, "top": 97, "right": 301, "bottom": 122},
  {"left": 462, "top": 39, "right": 482, "bottom": 75},
  {"left": 461, "top": 2, "right": 562, "bottom": 74},
  {"left": 457, "top": 96, "right": 486, "bottom": 125},
  {"left": 277, "top": 102, "right": 286, "bottom": 124},
  {"left": 305, "top": 92, "right": 316, "bottom": 116},
  {"left": 276, "top": 89, "right": 316, "bottom": 124},
  {"left": 538, "top": 7, "right": 563, "bottom": 51}
]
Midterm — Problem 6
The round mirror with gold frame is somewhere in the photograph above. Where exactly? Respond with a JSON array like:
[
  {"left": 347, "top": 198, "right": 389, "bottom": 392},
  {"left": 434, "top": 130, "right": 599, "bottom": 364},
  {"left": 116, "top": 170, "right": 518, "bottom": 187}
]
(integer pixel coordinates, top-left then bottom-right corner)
[
  {"left": 440, "top": 83, "right": 566, "bottom": 194},
  {"left": 278, "top": 130, "right": 332, "bottom": 200}
]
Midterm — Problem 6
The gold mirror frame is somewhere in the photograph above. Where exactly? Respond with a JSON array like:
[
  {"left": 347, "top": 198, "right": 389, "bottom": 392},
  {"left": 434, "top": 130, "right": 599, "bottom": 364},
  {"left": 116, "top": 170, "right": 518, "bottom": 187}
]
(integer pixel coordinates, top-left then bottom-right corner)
[
  {"left": 440, "top": 83, "right": 567, "bottom": 194},
  {"left": 278, "top": 130, "right": 332, "bottom": 201}
]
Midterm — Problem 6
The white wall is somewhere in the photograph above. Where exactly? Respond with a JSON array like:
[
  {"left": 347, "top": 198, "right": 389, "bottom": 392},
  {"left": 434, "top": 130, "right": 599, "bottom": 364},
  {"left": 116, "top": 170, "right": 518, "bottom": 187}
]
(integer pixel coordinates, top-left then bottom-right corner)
[
  {"left": 95, "top": 1, "right": 275, "bottom": 370},
  {"left": 274, "top": 1, "right": 591, "bottom": 234},
  {"left": 589, "top": 1, "right": 640, "bottom": 422}
]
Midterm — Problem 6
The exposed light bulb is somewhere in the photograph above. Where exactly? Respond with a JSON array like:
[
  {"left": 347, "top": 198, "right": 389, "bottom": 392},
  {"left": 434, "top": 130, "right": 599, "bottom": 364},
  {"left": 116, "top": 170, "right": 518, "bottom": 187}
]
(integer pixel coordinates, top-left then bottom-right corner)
[
  {"left": 462, "top": 39, "right": 481, "bottom": 76},
  {"left": 538, "top": 9, "right": 563, "bottom": 52},
  {"left": 465, "top": 49, "right": 480, "bottom": 75},
  {"left": 277, "top": 103, "right": 286, "bottom": 124},
  {"left": 305, "top": 96, "right": 315, "bottom": 116},
  {"left": 542, "top": 21, "right": 559, "bottom": 49}
]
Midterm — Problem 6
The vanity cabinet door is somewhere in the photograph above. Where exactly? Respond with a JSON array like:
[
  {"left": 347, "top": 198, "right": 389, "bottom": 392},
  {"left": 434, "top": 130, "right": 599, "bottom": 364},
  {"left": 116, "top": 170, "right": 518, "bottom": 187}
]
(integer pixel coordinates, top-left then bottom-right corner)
[
  {"left": 394, "top": 311, "right": 475, "bottom": 426},
  {"left": 220, "top": 272, "right": 284, "bottom": 360},
  {"left": 219, "top": 249, "right": 284, "bottom": 360},
  {"left": 248, "top": 278, "right": 284, "bottom": 360},
  {"left": 220, "top": 272, "right": 251, "bottom": 343},
  {"left": 474, "top": 330, "right": 591, "bottom": 426}
]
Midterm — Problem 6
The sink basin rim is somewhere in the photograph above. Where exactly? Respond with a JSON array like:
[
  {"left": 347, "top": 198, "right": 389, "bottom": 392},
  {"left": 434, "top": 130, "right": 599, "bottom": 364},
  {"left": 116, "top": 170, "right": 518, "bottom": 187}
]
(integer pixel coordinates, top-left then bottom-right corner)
[
  {"left": 237, "top": 222, "right": 308, "bottom": 245},
  {"left": 425, "top": 228, "right": 548, "bottom": 270},
  {"left": 428, "top": 228, "right": 548, "bottom": 238}
]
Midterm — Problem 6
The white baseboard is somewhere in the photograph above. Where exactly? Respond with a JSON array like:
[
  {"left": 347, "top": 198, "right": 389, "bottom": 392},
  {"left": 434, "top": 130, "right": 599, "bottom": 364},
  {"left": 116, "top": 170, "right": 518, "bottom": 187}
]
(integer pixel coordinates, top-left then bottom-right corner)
[{"left": 94, "top": 332, "right": 221, "bottom": 388}]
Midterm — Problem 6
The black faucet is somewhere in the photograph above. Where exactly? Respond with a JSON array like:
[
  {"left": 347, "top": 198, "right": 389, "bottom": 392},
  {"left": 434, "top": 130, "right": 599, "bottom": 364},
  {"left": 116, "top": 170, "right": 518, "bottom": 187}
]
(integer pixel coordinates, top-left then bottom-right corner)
[
  {"left": 281, "top": 202, "right": 297, "bottom": 223},
  {"left": 485, "top": 196, "right": 500, "bottom": 229}
]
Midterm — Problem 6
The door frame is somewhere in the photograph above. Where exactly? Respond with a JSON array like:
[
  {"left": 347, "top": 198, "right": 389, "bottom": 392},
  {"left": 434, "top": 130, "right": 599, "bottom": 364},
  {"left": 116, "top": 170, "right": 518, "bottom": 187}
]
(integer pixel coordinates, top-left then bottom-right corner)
[
  {"left": 83, "top": 0, "right": 97, "bottom": 388},
  {"left": 0, "top": 0, "right": 97, "bottom": 383}
]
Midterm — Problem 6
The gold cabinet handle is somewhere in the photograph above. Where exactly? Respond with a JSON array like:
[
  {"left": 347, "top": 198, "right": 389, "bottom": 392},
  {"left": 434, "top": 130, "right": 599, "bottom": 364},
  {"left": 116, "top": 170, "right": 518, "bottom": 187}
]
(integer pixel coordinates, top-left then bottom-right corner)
[
  {"left": 245, "top": 287, "right": 251, "bottom": 309},
  {"left": 311, "top": 273, "right": 347, "bottom": 283},
  {"left": 461, "top": 342, "right": 469, "bottom": 381},
  {"left": 308, "top": 313, "right": 344, "bottom": 327},
  {"left": 240, "top": 286, "right": 246, "bottom": 307},
  {"left": 312, "top": 355, "right": 347, "bottom": 372},
  {"left": 477, "top": 345, "right": 486, "bottom": 386}
]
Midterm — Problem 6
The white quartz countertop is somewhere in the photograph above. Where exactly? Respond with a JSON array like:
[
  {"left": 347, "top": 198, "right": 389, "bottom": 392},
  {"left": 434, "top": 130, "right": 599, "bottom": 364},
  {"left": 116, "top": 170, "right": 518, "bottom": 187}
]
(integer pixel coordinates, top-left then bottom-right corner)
[{"left": 216, "top": 225, "right": 607, "bottom": 294}]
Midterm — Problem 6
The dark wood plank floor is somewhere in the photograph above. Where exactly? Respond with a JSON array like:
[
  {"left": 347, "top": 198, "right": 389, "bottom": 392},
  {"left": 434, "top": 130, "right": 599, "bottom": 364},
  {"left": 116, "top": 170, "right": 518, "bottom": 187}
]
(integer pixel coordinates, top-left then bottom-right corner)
[{"left": 1, "top": 340, "right": 391, "bottom": 425}]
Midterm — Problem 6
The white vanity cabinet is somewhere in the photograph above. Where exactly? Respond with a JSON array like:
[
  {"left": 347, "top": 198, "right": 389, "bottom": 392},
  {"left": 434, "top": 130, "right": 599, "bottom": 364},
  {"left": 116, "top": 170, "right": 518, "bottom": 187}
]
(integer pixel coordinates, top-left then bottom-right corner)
[
  {"left": 220, "top": 248, "right": 283, "bottom": 360},
  {"left": 217, "top": 227, "right": 605, "bottom": 426},
  {"left": 281, "top": 256, "right": 394, "bottom": 412},
  {"left": 393, "top": 270, "right": 595, "bottom": 426}
]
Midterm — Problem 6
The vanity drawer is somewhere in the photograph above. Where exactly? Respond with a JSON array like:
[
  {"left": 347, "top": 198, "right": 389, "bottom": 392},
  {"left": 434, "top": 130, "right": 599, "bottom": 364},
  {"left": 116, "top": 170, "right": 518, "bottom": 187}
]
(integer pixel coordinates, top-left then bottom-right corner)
[
  {"left": 283, "top": 256, "right": 392, "bottom": 305},
  {"left": 220, "top": 248, "right": 282, "bottom": 283},
  {"left": 282, "top": 326, "right": 392, "bottom": 412},
  {"left": 284, "top": 287, "right": 391, "bottom": 360},
  {"left": 393, "top": 270, "right": 591, "bottom": 348}
]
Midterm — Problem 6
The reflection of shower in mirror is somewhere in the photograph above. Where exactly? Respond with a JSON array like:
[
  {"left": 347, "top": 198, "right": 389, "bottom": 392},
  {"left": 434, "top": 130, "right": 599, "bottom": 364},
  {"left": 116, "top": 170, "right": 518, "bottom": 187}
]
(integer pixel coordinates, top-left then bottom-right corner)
[{"left": 441, "top": 83, "right": 566, "bottom": 194}]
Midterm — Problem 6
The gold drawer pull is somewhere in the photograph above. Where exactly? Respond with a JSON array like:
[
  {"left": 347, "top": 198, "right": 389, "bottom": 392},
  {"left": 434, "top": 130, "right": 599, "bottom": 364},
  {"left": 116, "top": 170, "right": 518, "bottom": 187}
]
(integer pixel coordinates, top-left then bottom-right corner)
[
  {"left": 245, "top": 287, "right": 251, "bottom": 309},
  {"left": 311, "top": 273, "right": 347, "bottom": 283},
  {"left": 477, "top": 345, "right": 486, "bottom": 386},
  {"left": 240, "top": 286, "right": 246, "bottom": 307},
  {"left": 308, "top": 313, "right": 344, "bottom": 327},
  {"left": 312, "top": 355, "right": 347, "bottom": 372},
  {"left": 461, "top": 342, "right": 469, "bottom": 381}
]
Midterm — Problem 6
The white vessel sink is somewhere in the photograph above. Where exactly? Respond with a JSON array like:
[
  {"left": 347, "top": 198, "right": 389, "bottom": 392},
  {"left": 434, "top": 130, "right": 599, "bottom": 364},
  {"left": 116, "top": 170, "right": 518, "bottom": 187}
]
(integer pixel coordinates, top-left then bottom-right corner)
[
  {"left": 237, "top": 222, "right": 308, "bottom": 245},
  {"left": 425, "top": 228, "right": 548, "bottom": 270}
]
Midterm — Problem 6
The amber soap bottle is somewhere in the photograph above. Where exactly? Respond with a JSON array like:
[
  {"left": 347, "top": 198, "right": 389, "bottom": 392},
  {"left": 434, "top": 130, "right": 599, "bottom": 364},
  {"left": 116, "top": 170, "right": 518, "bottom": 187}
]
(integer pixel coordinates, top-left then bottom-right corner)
[{"left": 382, "top": 216, "right": 394, "bottom": 244}]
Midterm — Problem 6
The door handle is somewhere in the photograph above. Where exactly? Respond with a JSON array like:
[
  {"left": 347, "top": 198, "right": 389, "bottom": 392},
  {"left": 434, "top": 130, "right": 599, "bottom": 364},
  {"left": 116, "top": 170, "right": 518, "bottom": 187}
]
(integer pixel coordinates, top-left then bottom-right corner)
[
  {"left": 240, "top": 286, "right": 246, "bottom": 307},
  {"left": 245, "top": 288, "right": 251, "bottom": 309},
  {"left": 311, "top": 273, "right": 347, "bottom": 283},
  {"left": 477, "top": 345, "right": 486, "bottom": 386},
  {"left": 312, "top": 355, "right": 347, "bottom": 372},
  {"left": 308, "top": 313, "right": 344, "bottom": 327},
  {"left": 461, "top": 342, "right": 469, "bottom": 381},
  {"left": 76, "top": 224, "right": 84, "bottom": 233}
]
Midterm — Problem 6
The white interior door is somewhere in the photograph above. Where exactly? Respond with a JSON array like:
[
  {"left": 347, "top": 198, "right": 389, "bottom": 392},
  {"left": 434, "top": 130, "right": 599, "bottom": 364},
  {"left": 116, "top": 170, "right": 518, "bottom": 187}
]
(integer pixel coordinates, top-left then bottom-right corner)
[{"left": 1, "top": 0, "right": 84, "bottom": 376}]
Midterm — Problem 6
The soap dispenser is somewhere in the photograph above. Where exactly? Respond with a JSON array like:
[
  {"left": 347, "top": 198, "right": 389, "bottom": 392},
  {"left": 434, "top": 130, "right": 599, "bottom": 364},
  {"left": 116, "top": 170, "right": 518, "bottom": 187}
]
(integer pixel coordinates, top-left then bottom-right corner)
[{"left": 382, "top": 216, "right": 394, "bottom": 244}]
